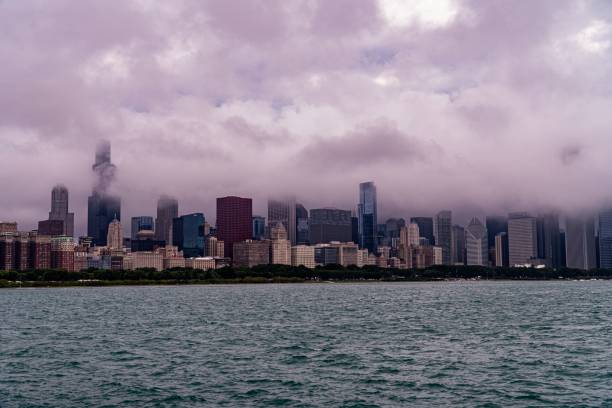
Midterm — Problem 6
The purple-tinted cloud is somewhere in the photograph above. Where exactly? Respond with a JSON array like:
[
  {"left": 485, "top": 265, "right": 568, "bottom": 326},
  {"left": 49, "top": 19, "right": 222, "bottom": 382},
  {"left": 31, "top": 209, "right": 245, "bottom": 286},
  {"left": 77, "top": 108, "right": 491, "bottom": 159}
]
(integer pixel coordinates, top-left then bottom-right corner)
[{"left": 1, "top": 0, "right": 612, "bottom": 235}]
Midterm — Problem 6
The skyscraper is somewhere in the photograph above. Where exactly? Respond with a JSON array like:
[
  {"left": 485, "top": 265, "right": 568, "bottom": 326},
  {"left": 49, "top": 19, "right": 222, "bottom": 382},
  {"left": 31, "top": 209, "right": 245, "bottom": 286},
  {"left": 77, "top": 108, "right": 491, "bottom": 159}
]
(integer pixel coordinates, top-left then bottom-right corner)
[
  {"left": 173, "top": 213, "right": 205, "bottom": 258},
  {"left": 536, "top": 213, "right": 561, "bottom": 268},
  {"left": 451, "top": 225, "right": 465, "bottom": 265},
  {"left": 465, "top": 217, "right": 488, "bottom": 266},
  {"left": 508, "top": 212, "right": 537, "bottom": 266},
  {"left": 48, "top": 185, "right": 74, "bottom": 237},
  {"left": 296, "top": 203, "right": 309, "bottom": 245},
  {"left": 270, "top": 222, "right": 291, "bottom": 265},
  {"left": 410, "top": 217, "right": 434, "bottom": 245},
  {"left": 131, "top": 216, "right": 154, "bottom": 240},
  {"left": 599, "top": 209, "right": 612, "bottom": 269},
  {"left": 495, "top": 232, "right": 509, "bottom": 267},
  {"left": 434, "top": 211, "right": 452, "bottom": 265},
  {"left": 107, "top": 218, "right": 122, "bottom": 251},
  {"left": 252, "top": 215, "right": 266, "bottom": 240},
  {"left": 87, "top": 141, "right": 121, "bottom": 246},
  {"left": 486, "top": 216, "right": 507, "bottom": 265},
  {"left": 155, "top": 195, "right": 178, "bottom": 245},
  {"left": 358, "top": 182, "right": 377, "bottom": 253},
  {"left": 217, "top": 196, "right": 252, "bottom": 259},
  {"left": 309, "top": 208, "right": 352, "bottom": 244},
  {"left": 565, "top": 215, "right": 597, "bottom": 270},
  {"left": 268, "top": 197, "right": 297, "bottom": 245}
]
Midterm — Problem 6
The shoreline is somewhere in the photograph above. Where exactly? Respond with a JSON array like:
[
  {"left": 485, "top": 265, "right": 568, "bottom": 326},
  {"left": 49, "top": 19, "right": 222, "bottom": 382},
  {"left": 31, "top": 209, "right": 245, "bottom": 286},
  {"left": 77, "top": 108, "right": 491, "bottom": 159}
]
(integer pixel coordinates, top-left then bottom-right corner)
[{"left": 2, "top": 276, "right": 610, "bottom": 289}]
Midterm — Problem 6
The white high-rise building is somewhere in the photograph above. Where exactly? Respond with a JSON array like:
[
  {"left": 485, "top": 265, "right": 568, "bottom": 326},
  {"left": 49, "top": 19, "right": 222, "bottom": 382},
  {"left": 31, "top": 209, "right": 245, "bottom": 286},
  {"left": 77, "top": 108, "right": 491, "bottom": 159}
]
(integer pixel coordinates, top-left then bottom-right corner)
[
  {"left": 508, "top": 213, "right": 537, "bottom": 266},
  {"left": 465, "top": 217, "right": 488, "bottom": 266},
  {"left": 270, "top": 222, "right": 291, "bottom": 265},
  {"left": 107, "top": 218, "right": 122, "bottom": 251}
]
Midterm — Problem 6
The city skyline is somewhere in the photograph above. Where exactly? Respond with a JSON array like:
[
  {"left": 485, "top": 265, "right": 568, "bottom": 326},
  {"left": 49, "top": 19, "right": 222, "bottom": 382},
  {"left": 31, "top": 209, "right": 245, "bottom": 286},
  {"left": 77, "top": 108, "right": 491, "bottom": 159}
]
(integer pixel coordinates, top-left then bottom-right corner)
[{"left": 3, "top": 141, "right": 612, "bottom": 239}]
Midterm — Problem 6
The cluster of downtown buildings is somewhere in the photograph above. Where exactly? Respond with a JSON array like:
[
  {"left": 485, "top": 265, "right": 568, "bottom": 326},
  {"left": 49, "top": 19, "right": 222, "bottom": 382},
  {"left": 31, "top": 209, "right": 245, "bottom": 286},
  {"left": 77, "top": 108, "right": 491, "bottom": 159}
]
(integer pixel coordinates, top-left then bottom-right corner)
[{"left": 1, "top": 141, "right": 612, "bottom": 274}]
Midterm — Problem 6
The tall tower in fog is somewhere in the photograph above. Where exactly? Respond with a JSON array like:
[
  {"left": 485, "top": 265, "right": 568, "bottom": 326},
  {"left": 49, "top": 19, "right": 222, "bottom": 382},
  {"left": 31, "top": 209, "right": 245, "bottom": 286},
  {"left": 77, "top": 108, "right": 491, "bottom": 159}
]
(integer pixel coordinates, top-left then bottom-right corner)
[
  {"left": 48, "top": 184, "right": 75, "bottom": 237},
  {"left": 87, "top": 141, "right": 121, "bottom": 246},
  {"left": 565, "top": 216, "right": 597, "bottom": 270},
  {"left": 358, "top": 182, "right": 377, "bottom": 253},
  {"left": 155, "top": 195, "right": 178, "bottom": 245},
  {"left": 268, "top": 197, "right": 297, "bottom": 245}
]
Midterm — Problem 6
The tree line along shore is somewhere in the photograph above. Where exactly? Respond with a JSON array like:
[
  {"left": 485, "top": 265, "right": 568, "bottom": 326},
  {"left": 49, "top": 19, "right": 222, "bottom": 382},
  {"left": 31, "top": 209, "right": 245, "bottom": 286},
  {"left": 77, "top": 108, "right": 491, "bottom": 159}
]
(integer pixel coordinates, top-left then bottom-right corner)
[{"left": 1, "top": 265, "right": 611, "bottom": 288}]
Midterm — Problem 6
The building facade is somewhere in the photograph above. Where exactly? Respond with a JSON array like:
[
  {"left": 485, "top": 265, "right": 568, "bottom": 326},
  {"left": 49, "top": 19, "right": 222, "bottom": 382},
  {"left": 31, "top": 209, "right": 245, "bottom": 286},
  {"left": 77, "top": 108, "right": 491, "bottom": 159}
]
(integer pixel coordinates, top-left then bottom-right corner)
[
  {"left": 268, "top": 197, "right": 297, "bottom": 245},
  {"left": 598, "top": 209, "right": 612, "bottom": 269},
  {"left": 233, "top": 240, "right": 270, "bottom": 268},
  {"left": 565, "top": 216, "right": 597, "bottom": 270},
  {"left": 155, "top": 195, "right": 178, "bottom": 245},
  {"left": 358, "top": 182, "right": 377, "bottom": 253},
  {"left": 291, "top": 245, "right": 316, "bottom": 268},
  {"left": 48, "top": 184, "right": 75, "bottom": 237},
  {"left": 508, "top": 213, "right": 538, "bottom": 266},
  {"left": 465, "top": 217, "right": 488, "bottom": 266},
  {"left": 173, "top": 213, "right": 205, "bottom": 258},
  {"left": 217, "top": 196, "right": 253, "bottom": 259},
  {"left": 309, "top": 208, "right": 352, "bottom": 245},
  {"left": 434, "top": 211, "right": 452, "bottom": 265},
  {"left": 131, "top": 216, "right": 154, "bottom": 240}
]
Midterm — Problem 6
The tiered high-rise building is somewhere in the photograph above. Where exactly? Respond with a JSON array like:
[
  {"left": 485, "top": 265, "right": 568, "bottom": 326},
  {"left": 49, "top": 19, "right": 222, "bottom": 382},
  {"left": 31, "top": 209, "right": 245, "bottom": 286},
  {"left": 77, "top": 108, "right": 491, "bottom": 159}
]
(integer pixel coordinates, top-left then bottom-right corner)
[
  {"left": 106, "top": 219, "right": 122, "bottom": 251},
  {"left": 48, "top": 185, "right": 74, "bottom": 237},
  {"left": 87, "top": 141, "right": 121, "bottom": 246},
  {"left": 358, "top": 182, "right": 377, "bottom": 253},
  {"left": 270, "top": 222, "right": 291, "bottom": 265}
]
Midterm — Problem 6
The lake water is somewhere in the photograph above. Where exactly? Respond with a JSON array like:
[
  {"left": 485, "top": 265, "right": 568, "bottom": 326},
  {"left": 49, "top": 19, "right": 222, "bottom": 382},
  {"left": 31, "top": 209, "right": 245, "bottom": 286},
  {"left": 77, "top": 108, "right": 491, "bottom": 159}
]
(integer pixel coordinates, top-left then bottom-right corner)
[{"left": 2, "top": 281, "right": 612, "bottom": 407}]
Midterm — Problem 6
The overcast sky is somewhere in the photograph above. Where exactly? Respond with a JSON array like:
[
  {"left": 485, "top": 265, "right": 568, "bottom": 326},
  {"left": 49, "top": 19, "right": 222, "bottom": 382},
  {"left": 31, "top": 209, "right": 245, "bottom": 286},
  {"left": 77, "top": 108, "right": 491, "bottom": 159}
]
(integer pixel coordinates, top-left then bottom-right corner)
[{"left": 1, "top": 0, "right": 612, "bottom": 235}]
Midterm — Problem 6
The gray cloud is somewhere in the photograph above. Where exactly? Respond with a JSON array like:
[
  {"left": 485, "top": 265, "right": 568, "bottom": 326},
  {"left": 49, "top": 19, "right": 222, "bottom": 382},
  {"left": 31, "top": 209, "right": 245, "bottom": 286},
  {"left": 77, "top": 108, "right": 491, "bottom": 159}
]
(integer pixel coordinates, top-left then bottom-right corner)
[{"left": 1, "top": 0, "right": 612, "bottom": 235}]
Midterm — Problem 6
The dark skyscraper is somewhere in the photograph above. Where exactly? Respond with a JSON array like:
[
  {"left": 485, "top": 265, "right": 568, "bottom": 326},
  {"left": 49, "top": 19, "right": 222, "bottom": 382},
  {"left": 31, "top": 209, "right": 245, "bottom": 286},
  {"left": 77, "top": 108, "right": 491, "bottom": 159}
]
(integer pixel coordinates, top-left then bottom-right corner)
[
  {"left": 536, "top": 213, "right": 561, "bottom": 268},
  {"left": 173, "top": 213, "right": 205, "bottom": 258},
  {"left": 485, "top": 215, "right": 507, "bottom": 264},
  {"left": 358, "top": 181, "right": 377, "bottom": 253},
  {"left": 252, "top": 215, "right": 265, "bottom": 240},
  {"left": 410, "top": 217, "right": 434, "bottom": 244},
  {"left": 599, "top": 209, "right": 612, "bottom": 269},
  {"left": 87, "top": 140, "right": 120, "bottom": 246},
  {"left": 155, "top": 195, "right": 178, "bottom": 245},
  {"left": 434, "top": 211, "right": 452, "bottom": 265},
  {"left": 296, "top": 203, "right": 309, "bottom": 245},
  {"left": 309, "top": 208, "right": 352, "bottom": 244},
  {"left": 217, "top": 196, "right": 252, "bottom": 259},
  {"left": 131, "top": 216, "right": 154, "bottom": 240},
  {"left": 565, "top": 216, "right": 597, "bottom": 270},
  {"left": 48, "top": 185, "right": 74, "bottom": 237}
]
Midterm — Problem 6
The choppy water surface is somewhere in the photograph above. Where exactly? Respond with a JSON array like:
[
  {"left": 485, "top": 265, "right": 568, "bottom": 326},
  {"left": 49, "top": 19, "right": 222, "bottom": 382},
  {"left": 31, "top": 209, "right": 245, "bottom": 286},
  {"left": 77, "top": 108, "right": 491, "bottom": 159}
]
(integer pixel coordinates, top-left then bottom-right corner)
[{"left": 2, "top": 281, "right": 612, "bottom": 407}]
